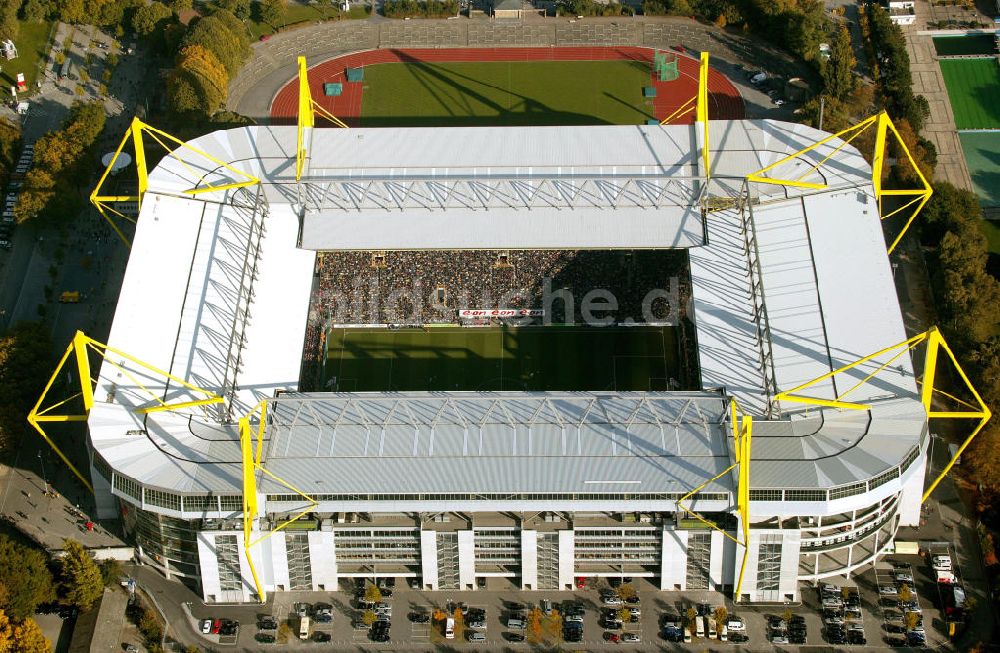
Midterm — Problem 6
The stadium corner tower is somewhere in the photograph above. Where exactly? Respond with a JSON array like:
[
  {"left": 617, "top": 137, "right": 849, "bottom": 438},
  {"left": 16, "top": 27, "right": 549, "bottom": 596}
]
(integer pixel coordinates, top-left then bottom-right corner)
[{"left": 85, "top": 119, "right": 928, "bottom": 604}]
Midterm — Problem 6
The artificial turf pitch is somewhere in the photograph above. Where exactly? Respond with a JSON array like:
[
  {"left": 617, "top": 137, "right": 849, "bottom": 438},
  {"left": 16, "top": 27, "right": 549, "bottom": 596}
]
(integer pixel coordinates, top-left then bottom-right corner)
[
  {"left": 938, "top": 58, "right": 1000, "bottom": 129},
  {"left": 325, "top": 326, "right": 679, "bottom": 392},
  {"left": 359, "top": 60, "right": 657, "bottom": 127}
]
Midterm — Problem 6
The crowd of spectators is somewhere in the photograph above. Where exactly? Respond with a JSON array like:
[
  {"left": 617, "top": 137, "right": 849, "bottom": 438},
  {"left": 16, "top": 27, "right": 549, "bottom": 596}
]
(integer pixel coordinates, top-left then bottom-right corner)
[{"left": 299, "top": 249, "right": 690, "bottom": 386}]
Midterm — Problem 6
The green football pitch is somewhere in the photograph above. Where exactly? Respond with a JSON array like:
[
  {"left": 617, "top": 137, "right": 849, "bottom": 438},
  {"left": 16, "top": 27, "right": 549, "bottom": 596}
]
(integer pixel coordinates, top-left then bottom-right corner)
[
  {"left": 939, "top": 58, "right": 1000, "bottom": 129},
  {"left": 324, "top": 326, "right": 679, "bottom": 392},
  {"left": 359, "top": 60, "right": 656, "bottom": 127}
]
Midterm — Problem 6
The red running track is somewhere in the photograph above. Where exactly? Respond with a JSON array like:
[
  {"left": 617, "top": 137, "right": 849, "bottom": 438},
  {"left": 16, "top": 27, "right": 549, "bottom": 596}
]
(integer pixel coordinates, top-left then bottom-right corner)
[{"left": 270, "top": 46, "right": 744, "bottom": 126}]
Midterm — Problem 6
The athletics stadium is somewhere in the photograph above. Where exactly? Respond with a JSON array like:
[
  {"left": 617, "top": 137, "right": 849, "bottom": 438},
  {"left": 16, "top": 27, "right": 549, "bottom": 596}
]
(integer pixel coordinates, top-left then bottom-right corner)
[{"left": 28, "top": 48, "right": 989, "bottom": 605}]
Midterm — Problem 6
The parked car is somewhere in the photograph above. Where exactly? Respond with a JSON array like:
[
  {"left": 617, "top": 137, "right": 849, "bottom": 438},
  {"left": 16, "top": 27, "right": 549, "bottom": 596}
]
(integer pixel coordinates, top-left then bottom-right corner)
[
  {"left": 258, "top": 616, "right": 277, "bottom": 630},
  {"left": 200, "top": 619, "right": 212, "bottom": 634},
  {"left": 312, "top": 632, "right": 331, "bottom": 643},
  {"left": 503, "top": 632, "right": 525, "bottom": 642},
  {"left": 408, "top": 612, "right": 430, "bottom": 623},
  {"left": 622, "top": 633, "right": 640, "bottom": 642},
  {"left": 254, "top": 633, "right": 275, "bottom": 643}
]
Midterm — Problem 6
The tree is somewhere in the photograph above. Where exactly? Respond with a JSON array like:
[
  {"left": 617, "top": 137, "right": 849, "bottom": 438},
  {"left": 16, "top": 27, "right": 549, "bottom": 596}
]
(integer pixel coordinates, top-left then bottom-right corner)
[
  {"left": 0, "top": 534, "right": 55, "bottom": 620},
  {"left": 131, "top": 1, "right": 171, "bottom": 36},
  {"left": 182, "top": 14, "right": 249, "bottom": 77},
  {"left": 0, "top": 609, "right": 12, "bottom": 651},
  {"left": 713, "top": 605, "right": 728, "bottom": 627},
  {"left": 544, "top": 609, "right": 562, "bottom": 641},
  {"left": 821, "top": 25, "right": 855, "bottom": 100},
  {"left": 58, "top": 540, "right": 104, "bottom": 611},
  {"left": 898, "top": 583, "right": 912, "bottom": 602},
  {"left": 616, "top": 583, "right": 636, "bottom": 601},
  {"left": 363, "top": 584, "right": 382, "bottom": 604},
  {"left": 168, "top": 45, "right": 229, "bottom": 115},
  {"left": 526, "top": 606, "right": 542, "bottom": 643},
  {"left": 20, "top": 0, "right": 51, "bottom": 21},
  {"left": 11, "top": 617, "right": 50, "bottom": 653},
  {"left": 259, "top": 0, "right": 286, "bottom": 26},
  {"left": 361, "top": 609, "right": 377, "bottom": 626},
  {"left": 168, "top": 0, "right": 192, "bottom": 10},
  {"left": 98, "top": 559, "right": 123, "bottom": 588},
  {"left": 781, "top": 607, "right": 794, "bottom": 624},
  {"left": 685, "top": 607, "right": 698, "bottom": 636},
  {"left": 904, "top": 610, "right": 921, "bottom": 630},
  {"left": 617, "top": 607, "right": 631, "bottom": 624},
  {"left": 452, "top": 607, "right": 464, "bottom": 641}
]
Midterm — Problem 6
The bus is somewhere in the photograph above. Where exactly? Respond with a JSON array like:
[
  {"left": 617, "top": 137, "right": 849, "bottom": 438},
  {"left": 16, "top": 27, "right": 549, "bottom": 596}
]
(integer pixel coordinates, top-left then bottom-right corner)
[{"left": 298, "top": 616, "right": 310, "bottom": 640}]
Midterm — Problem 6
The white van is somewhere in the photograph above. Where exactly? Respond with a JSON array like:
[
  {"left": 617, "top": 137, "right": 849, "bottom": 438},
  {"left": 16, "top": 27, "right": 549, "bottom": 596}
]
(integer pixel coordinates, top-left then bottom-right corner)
[
  {"left": 706, "top": 616, "right": 717, "bottom": 639},
  {"left": 683, "top": 626, "right": 692, "bottom": 643},
  {"left": 933, "top": 555, "right": 952, "bottom": 571},
  {"left": 720, "top": 623, "right": 728, "bottom": 641},
  {"left": 445, "top": 617, "right": 455, "bottom": 639},
  {"left": 695, "top": 616, "right": 705, "bottom": 638},
  {"left": 298, "top": 616, "right": 310, "bottom": 640}
]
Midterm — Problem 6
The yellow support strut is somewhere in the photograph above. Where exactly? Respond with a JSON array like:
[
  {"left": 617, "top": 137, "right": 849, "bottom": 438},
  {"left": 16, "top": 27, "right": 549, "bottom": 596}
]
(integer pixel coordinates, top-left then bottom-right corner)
[
  {"left": 746, "top": 111, "right": 932, "bottom": 254},
  {"left": 773, "top": 326, "right": 991, "bottom": 503},
  {"left": 27, "top": 331, "right": 226, "bottom": 494},
  {"left": 90, "top": 118, "right": 262, "bottom": 247},
  {"left": 296, "top": 56, "right": 349, "bottom": 182}
]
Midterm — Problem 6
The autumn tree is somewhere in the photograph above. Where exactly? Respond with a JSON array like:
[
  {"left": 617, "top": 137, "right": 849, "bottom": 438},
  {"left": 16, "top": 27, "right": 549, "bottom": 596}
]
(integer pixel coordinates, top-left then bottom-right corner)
[
  {"left": 11, "top": 617, "right": 50, "bottom": 653},
  {"left": 58, "top": 540, "right": 104, "bottom": 611},
  {"left": 363, "top": 585, "right": 382, "bottom": 604},
  {"left": 616, "top": 583, "right": 636, "bottom": 601},
  {"left": 452, "top": 607, "right": 464, "bottom": 641},
  {"left": 182, "top": 12, "right": 249, "bottom": 77},
  {"left": 544, "top": 608, "right": 562, "bottom": 641},
  {"left": 167, "top": 45, "right": 229, "bottom": 115},
  {"left": 898, "top": 583, "right": 912, "bottom": 602},
  {"left": 0, "top": 323, "right": 52, "bottom": 455},
  {"left": 904, "top": 610, "right": 921, "bottom": 630},
  {"left": 131, "top": 1, "right": 171, "bottom": 36},
  {"left": 0, "top": 609, "right": 11, "bottom": 650},
  {"left": 361, "top": 609, "right": 377, "bottom": 626},
  {"left": 685, "top": 607, "right": 698, "bottom": 636},
  {"left": 99, "top": 559, "right": 123, "bottom": 588},
  {"left": 526, "top": 606, "right": 542, "bottom": 643},
  {"left": 258, "top": 0, "right": 286, "bottom": 26},
  {"left": 713, "top": 605, "right": 728, "bottom": 627},
  {"left": 617, "top": 607, "right": 631, "bottom": 624},
  {"left": 821, "top": 25, "right": 855, "bottom": 100},
  {"left": 0, "top": 535, "right": 56, "bottom": 619}
]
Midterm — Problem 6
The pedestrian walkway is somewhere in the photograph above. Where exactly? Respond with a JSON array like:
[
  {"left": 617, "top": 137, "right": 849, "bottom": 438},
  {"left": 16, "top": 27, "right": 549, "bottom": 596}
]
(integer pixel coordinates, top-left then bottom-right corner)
[{"left": 903, "top": 6, "right": 974, "bottom": 191}]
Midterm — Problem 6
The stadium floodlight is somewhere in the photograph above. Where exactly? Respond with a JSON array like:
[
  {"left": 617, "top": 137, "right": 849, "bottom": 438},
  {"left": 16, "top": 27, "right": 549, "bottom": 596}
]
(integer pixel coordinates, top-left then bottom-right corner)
[
  {"left": 745, "top": 111, "right": 933, "bottom": 254},
  {"left": 26, "top": 330, "right": 225, "bottom": 493},
  {"left": 659, "top": 51, "right": 711, "bottom": 179},
  {"left": 90, "top": 117, "right": 261, "bottom": 247},
  {"left": 773, "top": 326, "right": 991, "bottom": 503},
  {"left": 296, "top": 56, "right": 349, "bottom": 182}
]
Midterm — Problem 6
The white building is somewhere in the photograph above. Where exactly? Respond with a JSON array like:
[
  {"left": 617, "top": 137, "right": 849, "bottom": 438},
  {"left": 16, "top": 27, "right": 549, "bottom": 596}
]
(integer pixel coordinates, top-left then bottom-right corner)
[
  {"left": 883, "top": 0, "right": 917, "bottom": 26},
  {"left": 86, "top": 120, "right": 926, "bottom": 603}
]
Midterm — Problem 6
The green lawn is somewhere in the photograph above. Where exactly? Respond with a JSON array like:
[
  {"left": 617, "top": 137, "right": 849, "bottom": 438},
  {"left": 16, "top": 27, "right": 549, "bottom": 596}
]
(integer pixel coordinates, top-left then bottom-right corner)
[
  {"left": 359, "top": 60, "right": 656, "bottom": 127},
  {"left": 1, "top": 20, "right": 54, "bottom": 97},
  {"left": 246, "top": 2, "right": 369, "bottom": 39},
  {"left": 933, "top": 35, "right": 997, "bottom": 56},
  {"left": 939, "top": 58, "right": 1000, "bottom": 129},
  {"left": 958, "top": 131, "right": 1000, "bottom": 208},
  {"left": 981, "top": 218, "right": 1000, "bottom": 255},
  {"left": 325, "top": 326, "right": 679, "bottom": 392}
]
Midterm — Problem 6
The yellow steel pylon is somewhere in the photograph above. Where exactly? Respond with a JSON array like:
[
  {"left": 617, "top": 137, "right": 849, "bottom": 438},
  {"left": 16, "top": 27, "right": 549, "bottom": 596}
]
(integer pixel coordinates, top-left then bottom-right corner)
[
  {"left": 239, "top": 399, "right": 318, "bottom": 603},
  {"left": 746, "top": 111, "right": 932, "bottom": 254},
  {"left": 296, "top": 56, "right": 349, "bottom": 182},
  {"left": 659, "top": 52, "right": 711, "bottom": 179},
  {"left": 773, "top": 326, "right": 991, "bottom": 503},
  {"left": 676, "top": 398, "right": 752, "bottom": 600},
  {"left": 90, "top": 118, "right": 261, "bottom": 248},
  {"left": 26, "top": 331, "right": 225, "bottom": 493}
]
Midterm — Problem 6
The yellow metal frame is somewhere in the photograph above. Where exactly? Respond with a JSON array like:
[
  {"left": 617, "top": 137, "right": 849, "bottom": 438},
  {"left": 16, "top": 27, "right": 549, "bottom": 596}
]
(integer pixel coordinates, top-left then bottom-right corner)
[
  {"left": 746, "top": 112, "right": 932, "bottom": 254},
  {"left": 296, "top": 56, "right": 349, "bottom": 182},
  {"left": 239, "top": 400, "right": 318, "bottom": 603},
  {"left": 659, "top": 52, "right": 710, "bottom": 179},
  {"left": 676, "top": 397, "right": 752, "bottom": 600},
  {"left": 26, "top": 331, "right": 225, "bottom": 493},
  {"left": 774, "top": 326, "right": 991, "bottom": 502},
  {"left": 90, "top": 118, "right": 262, "bottom": 247}
]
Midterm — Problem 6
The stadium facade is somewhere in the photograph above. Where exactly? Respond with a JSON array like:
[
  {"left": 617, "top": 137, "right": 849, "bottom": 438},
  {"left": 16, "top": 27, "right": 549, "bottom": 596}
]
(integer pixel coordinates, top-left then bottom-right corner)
[{"left": 80, "top": 119, "right": 929, "bottom": 604}]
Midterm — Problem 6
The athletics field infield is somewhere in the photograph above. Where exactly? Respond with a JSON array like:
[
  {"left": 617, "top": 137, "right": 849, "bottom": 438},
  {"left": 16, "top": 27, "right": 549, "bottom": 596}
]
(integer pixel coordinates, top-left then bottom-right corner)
[{"left": 324, "top": 326, "right": 680, "bottom": 392}]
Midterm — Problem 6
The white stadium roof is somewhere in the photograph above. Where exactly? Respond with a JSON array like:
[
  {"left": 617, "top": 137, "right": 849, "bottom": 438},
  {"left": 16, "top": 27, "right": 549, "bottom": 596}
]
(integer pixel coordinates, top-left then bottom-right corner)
[{"left": 87, "top": 120, "right": 926, "bottom": 503}]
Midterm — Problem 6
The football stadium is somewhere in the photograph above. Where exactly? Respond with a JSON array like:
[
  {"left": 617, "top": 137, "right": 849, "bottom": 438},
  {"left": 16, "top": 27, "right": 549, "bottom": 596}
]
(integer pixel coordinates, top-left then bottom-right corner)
[{"left": 28, "top": 49, "right": 989, "bottom": 606}]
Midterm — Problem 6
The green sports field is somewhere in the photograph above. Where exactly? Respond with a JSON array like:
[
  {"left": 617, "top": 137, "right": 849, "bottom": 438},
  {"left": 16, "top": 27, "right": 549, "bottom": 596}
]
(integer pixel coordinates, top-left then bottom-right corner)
[
  {"left": 938, "top": 58, "right": 1000, "bottom": 129},
  {"left": 359, "top": 60, "right": 656, "bottom": 127},
  {"left": 933, "top": 35, "right": 997, "bottom": 57},
  {"left": 324, "top": 326, "right": 679, "bottom": 392}
]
